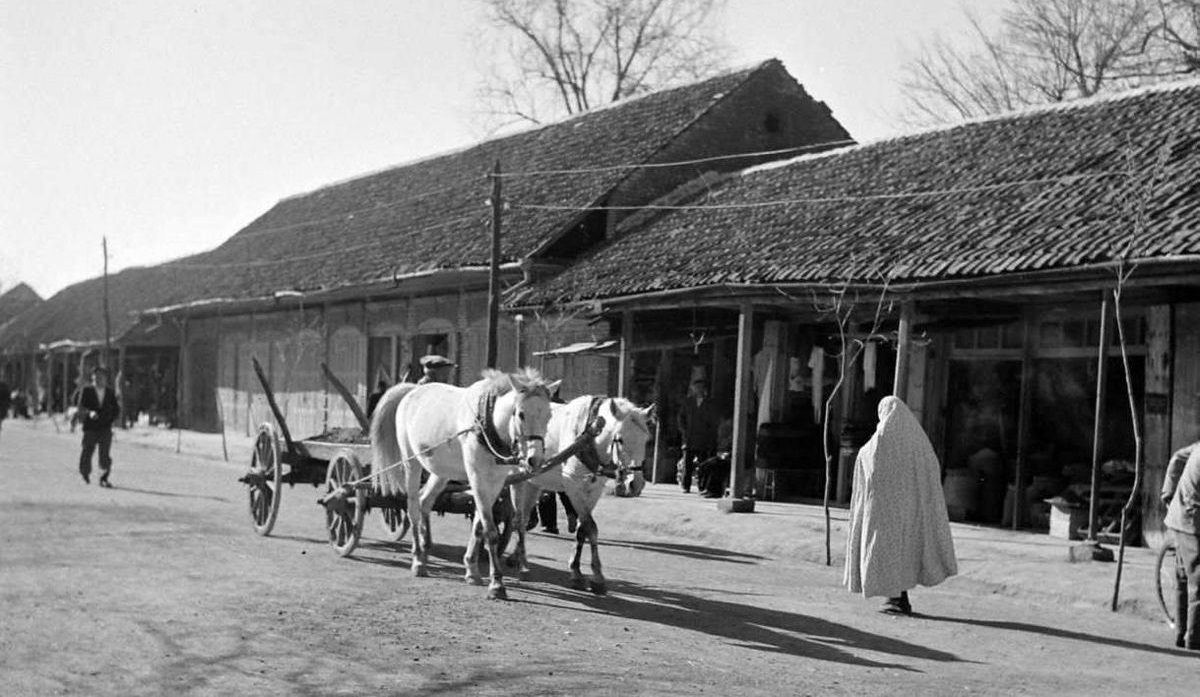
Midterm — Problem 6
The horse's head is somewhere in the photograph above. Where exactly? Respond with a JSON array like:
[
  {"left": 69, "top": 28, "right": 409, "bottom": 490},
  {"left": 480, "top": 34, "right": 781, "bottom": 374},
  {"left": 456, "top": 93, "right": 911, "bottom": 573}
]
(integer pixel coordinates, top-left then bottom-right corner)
[
  {"left": 493, "top": 368, "right": 558, "bottom": 469},
  {"left": 596, "top": 398, "right": 653, "bottom": 490}
]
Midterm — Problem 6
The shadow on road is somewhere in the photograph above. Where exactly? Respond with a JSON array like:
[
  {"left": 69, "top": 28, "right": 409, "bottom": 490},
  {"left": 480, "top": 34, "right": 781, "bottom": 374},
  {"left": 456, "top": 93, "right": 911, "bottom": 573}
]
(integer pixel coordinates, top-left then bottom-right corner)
[
  {"left": 518, "top": 574, "right": 968, "bottom": 670},
  {"left": 106, "top": 485, "right": 230, "bottom": 503},
  {"left": 919, "top": 614, "right": 1187, "bottom": 657},
  {"left": 595, "top": 538, "right": 766, "bottom": 564}
]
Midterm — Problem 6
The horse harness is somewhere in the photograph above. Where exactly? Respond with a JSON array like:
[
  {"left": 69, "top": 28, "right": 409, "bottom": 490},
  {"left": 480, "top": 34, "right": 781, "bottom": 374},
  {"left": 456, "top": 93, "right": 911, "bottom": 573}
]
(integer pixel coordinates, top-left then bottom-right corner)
[
  {"left": 574, "top": 397, "right": 639, "bottom": 481},
  {"left": 476, "top": 387, "right": 543, "bottom": 465}
]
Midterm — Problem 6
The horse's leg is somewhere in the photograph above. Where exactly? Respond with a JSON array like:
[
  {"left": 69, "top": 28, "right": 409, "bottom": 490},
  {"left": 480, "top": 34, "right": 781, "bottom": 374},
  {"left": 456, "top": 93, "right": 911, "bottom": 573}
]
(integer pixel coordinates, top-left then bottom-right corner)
[
  {"left": 507, "top": 482, "right": 538, "bottom": 579},
  {"left": 403, "top": 462, "right": 427, "bottom": 577},
  {"left": 414, "top": 469, "right": 447, "bottom": 577},
  {"left": 564, "top": 484, "right": 588, "bottom": 590},
  {"left": 582, "top": 512, "right": 606, "bottom": 595},
  {"left": 463, "top": 510, "right": 485, "bottom": 586},
  {"left": 468, "top": 474, "right": 509, "bottom": 600}
]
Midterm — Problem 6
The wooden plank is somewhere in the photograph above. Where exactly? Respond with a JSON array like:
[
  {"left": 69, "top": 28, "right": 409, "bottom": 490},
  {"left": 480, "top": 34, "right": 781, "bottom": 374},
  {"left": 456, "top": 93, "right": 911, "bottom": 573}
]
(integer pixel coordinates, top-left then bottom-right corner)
[
  {"left": 1012, "top": 312, "right": 1036, "bottom": 531},
  {"left": 618, "top": 310, "right": 634, "bottom": 398},
  {"left": 893, "top": 301, "right": 914, "bottom": 402},
  {"left": 1088, "top": 295, "right": 1111, "bottom": 541},
  {"left": 1141, "top": 304, "right": 1173, "bottom": 549}
]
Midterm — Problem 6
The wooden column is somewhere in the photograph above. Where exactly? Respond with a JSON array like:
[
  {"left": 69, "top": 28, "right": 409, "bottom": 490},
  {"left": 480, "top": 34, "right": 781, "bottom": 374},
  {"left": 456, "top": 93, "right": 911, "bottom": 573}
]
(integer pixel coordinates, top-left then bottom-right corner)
[
  {"left": 60, "top": 351, "right": 70, "bottom": 414},
  {"left": 729, "top": 302, "right": 755, "bottom": 499},
  {"left": 1012, "top": 312, "right": 1037, "bottom": 530},
  {"left": 618, "top": 310, "right": 634, "bottom": 398},
  {"left": 1142, "top": 304, "right": 1173, "bottom": 549},
  {"left": 652, "top": 348, "right": 672, "bottom": 483},
  {"left": 892, "top": 301, "right": 914, "bottom": 402},
  {"left": 1088, "top": 295, "right": 1112, "bottom": 541}
]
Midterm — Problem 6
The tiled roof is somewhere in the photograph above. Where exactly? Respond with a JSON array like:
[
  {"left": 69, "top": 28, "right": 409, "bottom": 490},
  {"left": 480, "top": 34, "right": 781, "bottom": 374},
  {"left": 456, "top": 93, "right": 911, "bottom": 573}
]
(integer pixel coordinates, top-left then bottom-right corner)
[
  {"left": 1, "top": 60, "right": 810, "bottom": 349},
  {"left": 152, "top": 60, "right": 790, "bottom": 301},
  {"left": 520, "top": 79, "right": 1200, "bottom": 305}
]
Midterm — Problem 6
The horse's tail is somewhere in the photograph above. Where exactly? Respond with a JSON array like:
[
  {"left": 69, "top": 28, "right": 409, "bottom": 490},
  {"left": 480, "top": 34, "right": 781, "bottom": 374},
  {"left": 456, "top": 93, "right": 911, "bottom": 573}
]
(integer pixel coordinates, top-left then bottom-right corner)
[{"left": 370, "top": 383, "right": 420, "bottom": 497}]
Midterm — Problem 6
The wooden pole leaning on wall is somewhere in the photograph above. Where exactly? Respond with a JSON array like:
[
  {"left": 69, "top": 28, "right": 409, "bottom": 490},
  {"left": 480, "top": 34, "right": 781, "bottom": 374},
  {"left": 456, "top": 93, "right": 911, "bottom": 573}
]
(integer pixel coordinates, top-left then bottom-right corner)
[
  {"left": 1012, "top": 312, "right": 1037, "bottom": 531},
  {"left": 1088, "top": 294, "right": 1112, "bottom": 542},
  {"left": 485, "top": 161, "right": 502, "bottom": 369}
]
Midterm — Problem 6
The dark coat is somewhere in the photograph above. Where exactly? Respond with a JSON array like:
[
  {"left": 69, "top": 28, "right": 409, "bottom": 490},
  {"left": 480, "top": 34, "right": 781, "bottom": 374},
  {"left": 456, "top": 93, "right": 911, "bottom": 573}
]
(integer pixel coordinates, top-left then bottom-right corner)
[{"left": 77, "top": 385, "right": 120, "bottom": 432}]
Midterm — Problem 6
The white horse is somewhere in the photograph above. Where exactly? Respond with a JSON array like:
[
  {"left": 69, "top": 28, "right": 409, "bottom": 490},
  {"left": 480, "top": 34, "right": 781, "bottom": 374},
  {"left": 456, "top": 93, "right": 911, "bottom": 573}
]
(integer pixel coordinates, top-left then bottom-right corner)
[
  {"left": 506, "top": 396, "right": 653, "bottom": 595},
  {"left": 370, "top": 368, "right": 557, "bottom": 600}
]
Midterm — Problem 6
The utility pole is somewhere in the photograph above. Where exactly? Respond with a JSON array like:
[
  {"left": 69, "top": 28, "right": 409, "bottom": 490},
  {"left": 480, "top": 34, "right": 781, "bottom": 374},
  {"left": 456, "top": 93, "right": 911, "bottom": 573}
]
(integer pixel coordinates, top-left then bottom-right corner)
[
  {"left": 102, "top": 237, "right": 112, "bottom": 367},
  {"left": 486, "top": 161, "right": 502, "bottom": 368}
]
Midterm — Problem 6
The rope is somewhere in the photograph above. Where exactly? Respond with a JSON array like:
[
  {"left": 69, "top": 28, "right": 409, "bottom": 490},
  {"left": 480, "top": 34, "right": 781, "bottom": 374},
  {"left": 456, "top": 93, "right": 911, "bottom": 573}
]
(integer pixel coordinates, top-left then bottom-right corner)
[{"left": 341, "top": 425, "right": 477, "bottom": 489}]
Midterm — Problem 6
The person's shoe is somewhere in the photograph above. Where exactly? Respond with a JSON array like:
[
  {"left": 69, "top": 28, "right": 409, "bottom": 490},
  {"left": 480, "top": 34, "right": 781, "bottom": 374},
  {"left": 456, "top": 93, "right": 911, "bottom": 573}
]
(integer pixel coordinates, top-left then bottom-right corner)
[
  {"left": 541, "top": 527, "right": 559, "bottom": 535},
  {"left": 1176, "top": 637, "right": 1186, "bottom": 648},
  {"left": 681, "top": 488, "right": 690, "bottom": 494},
  {"left": 881, "top": 596, "right": 912, "bottom": 615},
  {"left": 703, "top": 492, "right": 721, "bottom": 499},
  {"left": 81, "top": 473, "right": 90, "bottom": 484},
  {"left": 99, "top": 478, "right": 113, "bottom": 489}
]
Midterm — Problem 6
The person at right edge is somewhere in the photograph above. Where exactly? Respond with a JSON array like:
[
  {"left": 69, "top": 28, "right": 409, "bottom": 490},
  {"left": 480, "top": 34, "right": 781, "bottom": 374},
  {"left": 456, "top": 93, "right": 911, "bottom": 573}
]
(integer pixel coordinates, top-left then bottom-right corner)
[
  {"left": 844, "top": 396, "right": 957, "bottom": 615},
  {"left": 1162, "top": 442, "right": 1200, "bottom": 651}
]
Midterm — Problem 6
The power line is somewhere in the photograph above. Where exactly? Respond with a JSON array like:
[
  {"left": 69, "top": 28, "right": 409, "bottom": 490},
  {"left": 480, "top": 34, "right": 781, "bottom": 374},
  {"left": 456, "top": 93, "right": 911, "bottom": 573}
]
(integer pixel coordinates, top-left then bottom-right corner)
[
  {"left": 493, "top": 139, "right": 858, "bottom": 178},
  {"left": 509, "top": 170, "right": 1127, "bottom": 212}
]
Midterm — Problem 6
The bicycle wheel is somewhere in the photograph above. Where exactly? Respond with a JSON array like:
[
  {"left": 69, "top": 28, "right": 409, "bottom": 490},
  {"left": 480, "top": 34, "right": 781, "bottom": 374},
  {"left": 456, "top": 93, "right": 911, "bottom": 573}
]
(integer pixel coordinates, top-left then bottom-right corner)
[{"left": 1156, "top": 542, "right": 1178, "bottom": 629}]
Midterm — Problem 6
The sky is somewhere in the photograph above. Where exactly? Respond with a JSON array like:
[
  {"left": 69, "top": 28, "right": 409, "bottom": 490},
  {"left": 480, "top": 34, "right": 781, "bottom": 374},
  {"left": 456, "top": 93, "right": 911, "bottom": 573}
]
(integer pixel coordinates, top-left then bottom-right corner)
[{"left": 0, "top": 0, "right": 987, "bottom": 299}]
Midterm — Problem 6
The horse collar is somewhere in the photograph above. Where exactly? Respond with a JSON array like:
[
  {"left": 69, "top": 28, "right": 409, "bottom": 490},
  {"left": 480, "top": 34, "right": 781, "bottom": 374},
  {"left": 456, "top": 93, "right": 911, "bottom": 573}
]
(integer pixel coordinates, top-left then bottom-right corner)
[{"left": 477, "top": 388, "right": 514, "bottom": 461}]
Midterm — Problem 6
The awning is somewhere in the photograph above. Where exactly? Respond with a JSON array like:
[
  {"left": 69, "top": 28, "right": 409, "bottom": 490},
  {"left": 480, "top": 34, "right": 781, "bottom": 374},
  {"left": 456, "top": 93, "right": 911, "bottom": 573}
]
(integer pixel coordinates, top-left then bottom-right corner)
[{"left": 533, "top": 339, "right": 619, "bottom": 357}]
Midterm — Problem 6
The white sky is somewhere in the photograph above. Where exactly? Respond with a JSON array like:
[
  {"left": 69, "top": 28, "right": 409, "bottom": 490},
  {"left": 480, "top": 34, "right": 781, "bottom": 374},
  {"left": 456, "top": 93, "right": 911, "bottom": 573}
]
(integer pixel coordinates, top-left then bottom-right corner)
[{"left": 1, "top": 0, "right": 986, "bottom": 298}]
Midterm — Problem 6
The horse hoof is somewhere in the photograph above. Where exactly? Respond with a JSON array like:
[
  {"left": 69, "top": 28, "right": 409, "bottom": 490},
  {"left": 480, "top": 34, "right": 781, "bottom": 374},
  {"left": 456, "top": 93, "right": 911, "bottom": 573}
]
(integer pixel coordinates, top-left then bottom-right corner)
[
  {"left": 466, "top": 574, "right": 485, "bottom": 586},
  {"left": 588, "top": 580, "right": 608, "bottom": 596},
  {"left": 487, "top": 586, "right": 508, "bottom": 601},
  {"left": 570, "top": 576, "right": 587, "bottom": 591},
  {"left": 412, "top": 564, "right": 428, "bottom": 578}
]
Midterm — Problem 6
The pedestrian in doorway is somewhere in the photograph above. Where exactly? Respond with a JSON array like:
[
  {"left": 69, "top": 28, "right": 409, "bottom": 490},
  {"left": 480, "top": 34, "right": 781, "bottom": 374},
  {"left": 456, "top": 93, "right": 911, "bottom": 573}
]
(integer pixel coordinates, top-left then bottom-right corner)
[
  {"left": 844, "top": 396, "right": 957, "bottom": 615},
  {"left": 1162, "top": 442, "right": 1200, "bottom": 651},
  {"left": 77, "top": 366, "right": 121, "bottom": 487},
  {"left": 696, "top": 417, "right": 734, "bottom": 499},
  {"left": 676, "top": 378, "right": 722, "bottom": 494}
]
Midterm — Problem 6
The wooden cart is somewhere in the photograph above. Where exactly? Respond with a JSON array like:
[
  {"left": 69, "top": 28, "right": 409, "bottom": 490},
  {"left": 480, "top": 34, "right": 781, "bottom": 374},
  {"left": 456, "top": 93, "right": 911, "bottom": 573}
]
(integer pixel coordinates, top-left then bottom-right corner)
[{"left": 237, "top": 357, "right": 596, "bottom": 559}]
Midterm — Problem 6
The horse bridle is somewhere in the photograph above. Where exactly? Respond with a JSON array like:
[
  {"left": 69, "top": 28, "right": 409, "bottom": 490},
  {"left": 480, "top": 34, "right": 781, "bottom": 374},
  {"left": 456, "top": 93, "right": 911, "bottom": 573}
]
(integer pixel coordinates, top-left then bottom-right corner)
[{"left": 476, "top": 386, "right": 547, "bottom": 465}]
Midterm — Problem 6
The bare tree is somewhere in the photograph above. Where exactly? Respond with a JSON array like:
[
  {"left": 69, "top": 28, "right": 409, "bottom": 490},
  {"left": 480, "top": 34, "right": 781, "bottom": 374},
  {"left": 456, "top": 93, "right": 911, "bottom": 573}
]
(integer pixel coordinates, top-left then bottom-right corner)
[
  {"left": 901, "top": 0, "right": 1189, "bottom": 125},
  {"left": 476, "top": 0, "right": 730, "bottom": 129},
  {"left": 1157, "top": 0, "right": 1200, "bottom": 67}
]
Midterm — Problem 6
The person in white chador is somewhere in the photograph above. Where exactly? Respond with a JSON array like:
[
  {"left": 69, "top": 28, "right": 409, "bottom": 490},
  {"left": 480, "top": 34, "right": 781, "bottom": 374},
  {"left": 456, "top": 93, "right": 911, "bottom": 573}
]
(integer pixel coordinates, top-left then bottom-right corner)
[{"left": 844, "top": 396, "right": 958, "bottom": 615}]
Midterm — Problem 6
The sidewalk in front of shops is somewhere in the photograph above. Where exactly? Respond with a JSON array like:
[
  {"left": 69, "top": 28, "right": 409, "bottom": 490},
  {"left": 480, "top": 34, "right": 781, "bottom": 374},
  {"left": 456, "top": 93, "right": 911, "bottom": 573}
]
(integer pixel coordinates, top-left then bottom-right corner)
[{"left": 12, "top": 416, "right": 1169, "bottom": 625}]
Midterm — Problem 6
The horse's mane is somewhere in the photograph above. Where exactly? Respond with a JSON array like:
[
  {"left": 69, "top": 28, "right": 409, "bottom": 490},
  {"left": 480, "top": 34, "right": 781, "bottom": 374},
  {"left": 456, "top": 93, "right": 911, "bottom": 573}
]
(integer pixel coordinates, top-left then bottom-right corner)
[{"left": 476, "top": 367, "right": 552, "bottom": 399}]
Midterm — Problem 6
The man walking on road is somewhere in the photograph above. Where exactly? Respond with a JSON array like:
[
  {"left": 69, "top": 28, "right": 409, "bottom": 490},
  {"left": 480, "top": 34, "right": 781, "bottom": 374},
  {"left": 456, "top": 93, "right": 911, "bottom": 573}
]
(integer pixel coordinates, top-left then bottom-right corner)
[
  {"left": 1162, "top": 442, "right": 1200, "bottom": 651},
  {"left": 77, "top": 366, "right": 120, "bottom": 487}
]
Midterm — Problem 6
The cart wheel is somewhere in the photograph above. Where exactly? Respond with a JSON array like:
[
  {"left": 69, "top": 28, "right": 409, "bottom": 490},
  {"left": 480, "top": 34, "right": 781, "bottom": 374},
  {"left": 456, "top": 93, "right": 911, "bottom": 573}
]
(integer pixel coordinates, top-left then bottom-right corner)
[
  {"left": 248, "top": 423, "right": 283, "bottom": 536},
  {"left": 325, "top": 450, "right": 366, "bottom": 557},
  {"left": 378, "top": 501, "right": 411, "bottom": 542},
  {"left": 1156, "top": 541, "right": 1178, "bottom": 629}
]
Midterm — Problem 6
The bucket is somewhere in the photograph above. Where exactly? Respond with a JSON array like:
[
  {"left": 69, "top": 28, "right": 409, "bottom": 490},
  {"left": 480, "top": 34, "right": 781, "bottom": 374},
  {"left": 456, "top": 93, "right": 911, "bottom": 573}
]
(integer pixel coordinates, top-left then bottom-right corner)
[{"left": 943, "top": 469, "right": 978, "bottom": 522}]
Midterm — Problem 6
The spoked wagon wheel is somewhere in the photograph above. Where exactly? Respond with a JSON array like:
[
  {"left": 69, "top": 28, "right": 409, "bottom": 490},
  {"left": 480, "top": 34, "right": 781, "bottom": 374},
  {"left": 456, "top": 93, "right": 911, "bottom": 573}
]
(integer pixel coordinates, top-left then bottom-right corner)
[
  {"left": 248, "top": 423, "right": 283, "bottom": 536},
  {"left": 378, "top": 498, "right": 411, "bottom": 543},
  {"left": 1156, "top": 541, "right": 1179, "bottom": 629},
  {"left": 324, "top": 450, "right": 366, "bottom": 557}
]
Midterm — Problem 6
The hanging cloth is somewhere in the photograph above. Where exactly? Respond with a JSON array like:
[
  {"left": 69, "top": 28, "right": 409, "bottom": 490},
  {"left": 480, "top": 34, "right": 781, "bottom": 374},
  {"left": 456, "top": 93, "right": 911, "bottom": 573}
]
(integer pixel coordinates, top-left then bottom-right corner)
[
  {"left": 808, "top": 346, "right": 825, "bottom": 423},
  {"left": 863, "top": 341, "right": 877, "bottom": 392}
]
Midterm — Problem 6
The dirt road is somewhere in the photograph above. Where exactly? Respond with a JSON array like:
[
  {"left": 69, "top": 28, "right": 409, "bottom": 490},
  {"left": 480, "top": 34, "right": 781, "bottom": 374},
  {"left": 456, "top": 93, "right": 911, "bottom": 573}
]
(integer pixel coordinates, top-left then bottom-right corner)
[{"left": 0, "top": 422, "right": 1193, "bottom": 695}]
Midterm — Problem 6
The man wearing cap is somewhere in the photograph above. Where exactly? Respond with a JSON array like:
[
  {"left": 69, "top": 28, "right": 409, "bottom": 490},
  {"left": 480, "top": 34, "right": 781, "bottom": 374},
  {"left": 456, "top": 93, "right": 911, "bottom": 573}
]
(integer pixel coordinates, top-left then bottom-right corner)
[
  {"left": 77, "top": 366, "right": 121, "bottom": 487},
  {"left": 417, "top": 355, "right": 455, "bottom": 385},
  {"left": 676, "top": 378, "right": 722, "bottom": 494}
]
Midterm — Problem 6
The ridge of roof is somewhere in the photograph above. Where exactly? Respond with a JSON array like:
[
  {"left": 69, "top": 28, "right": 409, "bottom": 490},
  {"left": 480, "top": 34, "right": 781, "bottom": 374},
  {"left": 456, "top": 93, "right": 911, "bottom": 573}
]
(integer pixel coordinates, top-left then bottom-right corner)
[
  {"left": 278, "top": 60, "right": 777, "bottom": 202},
  {"left": 745, "top": 75, "right": 1200, "bottom": 178}
]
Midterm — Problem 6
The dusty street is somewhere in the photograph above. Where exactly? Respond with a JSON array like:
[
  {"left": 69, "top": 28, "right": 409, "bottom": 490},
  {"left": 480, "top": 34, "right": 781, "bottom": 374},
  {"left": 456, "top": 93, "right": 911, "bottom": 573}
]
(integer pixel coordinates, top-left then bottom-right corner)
[{"left": 0, "top": 419, "right": 1194, "bottom": 696}]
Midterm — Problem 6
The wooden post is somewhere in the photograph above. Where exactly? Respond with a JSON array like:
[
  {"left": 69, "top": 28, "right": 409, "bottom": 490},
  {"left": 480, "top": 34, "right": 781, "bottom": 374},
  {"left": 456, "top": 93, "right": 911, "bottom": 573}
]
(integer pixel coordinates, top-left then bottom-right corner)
[
  {"left": 652, "top": 348, "right": 672, "bottom": 483},
  {"left": 618, "top": 310, "right": 634, "bottom": 398},
  {"left": 61, "top": 351, "right": 70, "bottom": 414},
  {"left": 729, "top": 302, "right": 755, "bottom": 501},
  {"left": 1088, "top": 295, "right": 1112, "bottom": 541},
  {"left": 1012, "top": 312, "right": 1036, "bottom": 531},
  {"left": 486, "top": 161, "right": 502, "bottom": 369},
  {"left": 892, "top": 301, "right": 914, "bottom": 401},
  {"left": 1141, "top": 304, "right": 1173, "bottom": 549}
]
